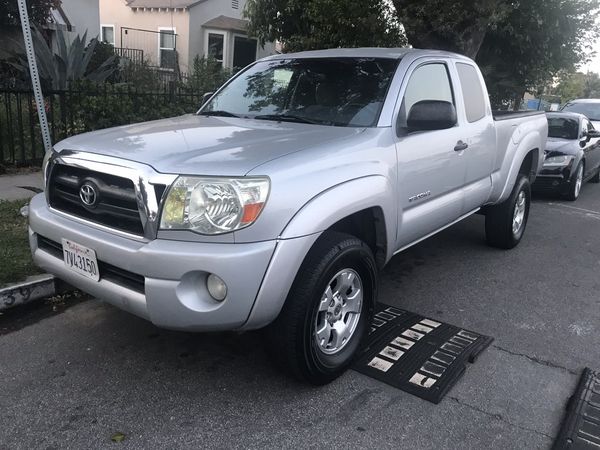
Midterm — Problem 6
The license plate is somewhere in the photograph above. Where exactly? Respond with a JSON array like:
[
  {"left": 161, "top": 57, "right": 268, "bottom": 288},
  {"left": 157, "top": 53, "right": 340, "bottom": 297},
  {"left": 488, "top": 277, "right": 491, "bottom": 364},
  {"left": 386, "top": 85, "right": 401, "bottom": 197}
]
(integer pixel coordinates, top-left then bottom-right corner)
[{"left": 62, "top": 239, "right": 100, "bottom": 281}]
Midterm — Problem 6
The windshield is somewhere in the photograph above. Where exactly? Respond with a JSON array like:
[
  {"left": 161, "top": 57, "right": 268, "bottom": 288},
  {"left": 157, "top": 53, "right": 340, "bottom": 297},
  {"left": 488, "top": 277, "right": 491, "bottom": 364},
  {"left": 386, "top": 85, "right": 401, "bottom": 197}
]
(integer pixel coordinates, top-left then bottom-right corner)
[
  {"left": 547, "top": 116, "right": 579, "bottom": 139},
  {"left": 200, "top": 58, "right": 399, "bottom": 127},
  {"left": 561, "top": 102, "right": 600, "bottom": 121}
]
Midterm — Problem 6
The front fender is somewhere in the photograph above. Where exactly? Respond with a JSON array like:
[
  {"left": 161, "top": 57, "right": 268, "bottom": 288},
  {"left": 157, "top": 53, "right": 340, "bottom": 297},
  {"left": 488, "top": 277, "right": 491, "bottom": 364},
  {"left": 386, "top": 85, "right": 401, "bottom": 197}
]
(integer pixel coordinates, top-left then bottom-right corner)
[
  {"left": 569, "top": 152, "right": 586, "bottom": 181},
  {"left": 279, "top": 175, "right": 397, "bottom": 258},
  {"left": 241, "top": 175, "right": 397, "bottom": 330}
]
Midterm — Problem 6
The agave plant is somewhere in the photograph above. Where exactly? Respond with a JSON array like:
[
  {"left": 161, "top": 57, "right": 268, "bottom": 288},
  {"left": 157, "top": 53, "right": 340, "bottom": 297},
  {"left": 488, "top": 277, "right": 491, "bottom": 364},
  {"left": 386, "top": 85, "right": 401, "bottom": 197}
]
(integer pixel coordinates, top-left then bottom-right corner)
[{"left": 5, "top": 27, "right": 118, "bottom": 90}]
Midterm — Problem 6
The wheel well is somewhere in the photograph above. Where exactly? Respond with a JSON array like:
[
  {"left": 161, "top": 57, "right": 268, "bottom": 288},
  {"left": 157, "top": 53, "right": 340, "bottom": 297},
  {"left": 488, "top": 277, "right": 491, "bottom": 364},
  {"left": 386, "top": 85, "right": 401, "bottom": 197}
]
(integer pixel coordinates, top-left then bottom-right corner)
[
  {"left": 328, "top": 207, "right": 387, "bottom": 269},
  {"left": 519, "top": 149, "right": 539, "bottom": 180}
]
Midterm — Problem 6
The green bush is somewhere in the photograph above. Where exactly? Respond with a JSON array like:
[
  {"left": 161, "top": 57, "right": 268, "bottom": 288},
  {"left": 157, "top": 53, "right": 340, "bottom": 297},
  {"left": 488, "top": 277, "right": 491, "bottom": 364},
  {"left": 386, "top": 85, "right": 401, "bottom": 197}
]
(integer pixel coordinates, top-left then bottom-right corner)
[{"left": 183, "top": 56, "right": 233, "bottom": 95}]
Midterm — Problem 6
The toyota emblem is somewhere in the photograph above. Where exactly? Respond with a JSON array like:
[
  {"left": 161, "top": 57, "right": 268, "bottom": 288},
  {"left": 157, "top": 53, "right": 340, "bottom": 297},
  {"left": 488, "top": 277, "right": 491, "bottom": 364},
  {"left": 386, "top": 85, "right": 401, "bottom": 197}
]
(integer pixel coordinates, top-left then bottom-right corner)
[{"left": 79, "top": 183, "right": 98, "bottom": 207}]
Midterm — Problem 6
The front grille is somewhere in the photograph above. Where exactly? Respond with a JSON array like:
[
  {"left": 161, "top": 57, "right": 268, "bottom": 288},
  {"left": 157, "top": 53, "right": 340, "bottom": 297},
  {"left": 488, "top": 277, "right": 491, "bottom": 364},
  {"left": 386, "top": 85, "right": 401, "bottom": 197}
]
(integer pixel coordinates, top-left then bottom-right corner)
[
  {"left": 48, "top": 164, "right": 144, "bottom": 235},
  {"left": 37, "top": 236, "right": 146, "bottom": 293}
]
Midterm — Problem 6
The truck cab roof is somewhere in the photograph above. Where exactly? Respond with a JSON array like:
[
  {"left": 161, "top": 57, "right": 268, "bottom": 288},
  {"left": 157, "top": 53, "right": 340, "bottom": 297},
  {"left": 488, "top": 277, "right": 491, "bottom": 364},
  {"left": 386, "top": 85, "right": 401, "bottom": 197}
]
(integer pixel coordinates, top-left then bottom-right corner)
[{"left": 262, "top": 47, "right": 473, "bottom": 62}]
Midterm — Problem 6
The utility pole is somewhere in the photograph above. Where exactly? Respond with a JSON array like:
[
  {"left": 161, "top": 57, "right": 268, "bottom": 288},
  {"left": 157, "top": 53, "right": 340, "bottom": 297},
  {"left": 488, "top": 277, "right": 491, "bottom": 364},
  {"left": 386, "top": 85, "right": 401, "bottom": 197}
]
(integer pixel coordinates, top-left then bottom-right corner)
[{"left": 17, "top": 0, "right": 52, "bottom": 154}]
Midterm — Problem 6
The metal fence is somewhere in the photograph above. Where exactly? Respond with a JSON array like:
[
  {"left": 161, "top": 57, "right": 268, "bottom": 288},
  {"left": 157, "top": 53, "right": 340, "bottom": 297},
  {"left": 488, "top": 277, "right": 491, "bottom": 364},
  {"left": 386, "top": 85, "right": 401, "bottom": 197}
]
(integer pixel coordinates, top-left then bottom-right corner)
[
  {"left": 120, "top": 27, "right": 179, "bottom": 71},
  {"left": 0, "top": 84, "right": 203, "bottom": 166},
  {"left": 114, "top": 47, "right": 145, "bottom": 66}
]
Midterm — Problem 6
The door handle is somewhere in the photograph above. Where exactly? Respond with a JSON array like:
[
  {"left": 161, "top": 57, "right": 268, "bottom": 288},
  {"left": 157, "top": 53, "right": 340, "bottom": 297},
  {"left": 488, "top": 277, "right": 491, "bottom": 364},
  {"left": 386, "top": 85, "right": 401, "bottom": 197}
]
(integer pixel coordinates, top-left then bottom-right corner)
[{"left": 454, "top": 140, "right": 469, "bottom": 152}]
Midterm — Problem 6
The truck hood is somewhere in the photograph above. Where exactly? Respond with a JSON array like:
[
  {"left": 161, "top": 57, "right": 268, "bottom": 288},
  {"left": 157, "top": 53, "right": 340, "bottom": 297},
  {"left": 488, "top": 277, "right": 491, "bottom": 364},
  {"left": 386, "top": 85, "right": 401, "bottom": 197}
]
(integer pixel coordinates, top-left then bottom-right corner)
[{"left": 55, "top": 114, "right": 364, "bottom": 176}]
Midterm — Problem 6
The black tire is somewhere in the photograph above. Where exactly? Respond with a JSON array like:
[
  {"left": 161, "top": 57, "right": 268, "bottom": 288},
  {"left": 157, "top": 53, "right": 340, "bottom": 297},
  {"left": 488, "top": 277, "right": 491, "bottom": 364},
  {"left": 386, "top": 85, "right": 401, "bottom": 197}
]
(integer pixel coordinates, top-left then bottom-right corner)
[
  {"left": 264, "top": 231, "right": 377, "bottom": 385},
  {"left": 590, "top": 167, "right": 600, "bottom": 183},
  {"left": 565, "top": 162, "right": 584, "bottom": 201},
  {"left": 485, "top": 174, "right": 531, "bottom": 249}
]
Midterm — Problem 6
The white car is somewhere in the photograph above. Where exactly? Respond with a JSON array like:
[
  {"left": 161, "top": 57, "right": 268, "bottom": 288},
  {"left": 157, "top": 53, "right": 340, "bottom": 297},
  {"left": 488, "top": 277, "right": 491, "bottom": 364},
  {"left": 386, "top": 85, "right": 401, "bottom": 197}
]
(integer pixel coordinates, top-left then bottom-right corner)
[{"left": 561, "top": 99, "right": 600, "bottom": 129}]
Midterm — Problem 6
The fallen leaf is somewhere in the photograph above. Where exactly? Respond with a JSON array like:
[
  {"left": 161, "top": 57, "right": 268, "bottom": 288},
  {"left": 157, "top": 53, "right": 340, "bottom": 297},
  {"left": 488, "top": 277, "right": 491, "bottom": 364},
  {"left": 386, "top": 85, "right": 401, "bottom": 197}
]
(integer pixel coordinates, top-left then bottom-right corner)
[{"left": 111, "top": 432, "right": 125, "bottom": 443}]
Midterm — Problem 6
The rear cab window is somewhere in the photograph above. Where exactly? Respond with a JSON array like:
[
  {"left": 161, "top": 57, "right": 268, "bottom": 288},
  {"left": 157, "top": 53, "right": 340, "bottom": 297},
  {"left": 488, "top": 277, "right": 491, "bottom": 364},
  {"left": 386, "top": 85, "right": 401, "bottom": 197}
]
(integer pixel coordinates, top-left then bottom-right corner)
[{"left": 455, "top": 63, "right": 487, "bottom": 123}]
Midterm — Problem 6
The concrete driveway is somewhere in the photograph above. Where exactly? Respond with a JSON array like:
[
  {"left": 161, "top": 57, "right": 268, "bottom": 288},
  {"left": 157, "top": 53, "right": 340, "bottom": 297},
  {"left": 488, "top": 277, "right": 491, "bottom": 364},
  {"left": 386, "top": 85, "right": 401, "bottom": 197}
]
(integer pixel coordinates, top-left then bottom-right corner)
[{"left": 1, "top": 182, "right": 599, "bottom": 449}]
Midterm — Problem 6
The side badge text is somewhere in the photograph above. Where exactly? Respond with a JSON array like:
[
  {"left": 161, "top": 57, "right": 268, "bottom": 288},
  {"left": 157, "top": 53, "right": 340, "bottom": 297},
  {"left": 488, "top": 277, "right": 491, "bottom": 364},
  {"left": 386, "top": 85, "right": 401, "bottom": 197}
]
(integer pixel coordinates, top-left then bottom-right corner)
[{"left": 408, "top": 191, "right": 431, "bottom": 203}]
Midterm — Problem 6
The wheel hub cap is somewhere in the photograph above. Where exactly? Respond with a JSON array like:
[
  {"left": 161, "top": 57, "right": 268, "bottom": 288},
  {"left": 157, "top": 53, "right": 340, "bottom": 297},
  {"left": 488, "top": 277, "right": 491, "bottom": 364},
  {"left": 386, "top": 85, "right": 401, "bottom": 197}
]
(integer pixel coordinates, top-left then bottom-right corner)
[
  {"left": 512, "top": 190, "right": 526, "bottom": 235},
  {"left": 314, "top": 268, "right": 363, "bottom": 355},
  {"left": 575, "top": 165, "right": 583, "bottom": 197}
]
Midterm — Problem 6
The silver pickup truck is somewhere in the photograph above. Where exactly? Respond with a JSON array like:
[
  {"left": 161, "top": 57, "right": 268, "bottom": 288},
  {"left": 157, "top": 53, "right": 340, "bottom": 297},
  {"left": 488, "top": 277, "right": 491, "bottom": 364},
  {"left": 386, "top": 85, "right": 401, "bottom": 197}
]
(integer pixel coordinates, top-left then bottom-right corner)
[{"left": 29, "top": 48, "right": 547, "bottom": 384}]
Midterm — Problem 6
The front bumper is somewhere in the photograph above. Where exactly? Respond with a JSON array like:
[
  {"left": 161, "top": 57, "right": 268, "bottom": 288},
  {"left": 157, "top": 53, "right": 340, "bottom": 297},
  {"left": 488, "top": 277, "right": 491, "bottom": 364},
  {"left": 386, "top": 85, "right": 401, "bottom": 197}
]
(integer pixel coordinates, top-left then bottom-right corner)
[
  {"left": 532, "top": 167, "right": 573, "bottom": 194},
  {"left": 28, "top": 194, "right": 277, "bottom": 331}
]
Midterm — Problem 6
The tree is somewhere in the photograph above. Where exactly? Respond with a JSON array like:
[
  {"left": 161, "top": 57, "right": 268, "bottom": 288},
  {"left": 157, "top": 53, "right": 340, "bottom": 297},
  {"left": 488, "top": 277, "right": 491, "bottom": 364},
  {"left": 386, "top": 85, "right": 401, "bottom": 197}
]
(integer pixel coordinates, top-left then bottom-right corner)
[
  {"left": 0, "top": 0, "right": 60, "bottom": 27},
  {"left": 246, "top": 0, "right": 599, "bottom": 106},
  {"left": 244, "top": 0, "right": 405, "bottom": 52},
  {"left": 391, "top": 0, "right": 508, "bottom": 58},
  {"left": 555, "top": 72, "right": 600, "bottom": 102},
  {"left": 394, "top": 0, "right": 600, "bottom": 106},
  {"left": 475, "top": 0, "right": 600, "bottom": 107}
]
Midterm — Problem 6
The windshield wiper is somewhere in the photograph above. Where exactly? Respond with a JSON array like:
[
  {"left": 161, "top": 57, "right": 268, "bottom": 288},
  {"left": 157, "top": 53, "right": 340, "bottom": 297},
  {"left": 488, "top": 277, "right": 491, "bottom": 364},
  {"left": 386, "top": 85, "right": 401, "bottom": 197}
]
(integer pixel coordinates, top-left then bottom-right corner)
[
  {"left": 253, "top": 114, "right": 321, "bottom": 125},
  {"left": 198, "top": 110, "right": 240, "bottom": 118}
]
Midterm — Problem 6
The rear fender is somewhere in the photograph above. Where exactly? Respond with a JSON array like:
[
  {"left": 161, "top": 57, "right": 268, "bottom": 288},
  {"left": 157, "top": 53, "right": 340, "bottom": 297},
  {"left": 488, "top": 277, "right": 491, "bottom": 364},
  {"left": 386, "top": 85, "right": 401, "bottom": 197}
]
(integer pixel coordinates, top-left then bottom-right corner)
[{"left": 491, "top": 133, "right": 542, "bottom": 204}]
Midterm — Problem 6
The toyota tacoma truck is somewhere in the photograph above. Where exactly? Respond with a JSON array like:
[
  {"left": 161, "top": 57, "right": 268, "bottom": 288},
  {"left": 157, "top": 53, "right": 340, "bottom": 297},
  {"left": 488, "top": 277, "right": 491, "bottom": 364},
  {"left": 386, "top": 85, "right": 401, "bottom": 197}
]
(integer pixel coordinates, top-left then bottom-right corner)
[{"left": 29, "top": 48, "right": 547, "bottom": 384}]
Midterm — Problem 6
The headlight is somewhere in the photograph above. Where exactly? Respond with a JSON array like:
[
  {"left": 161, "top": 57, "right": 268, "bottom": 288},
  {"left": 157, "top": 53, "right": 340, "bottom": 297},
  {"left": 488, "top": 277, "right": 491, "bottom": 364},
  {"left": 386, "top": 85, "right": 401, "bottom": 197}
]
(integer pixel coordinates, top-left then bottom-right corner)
[
  {"left": 543, "top": 155, "right": 573, "bottom": 167},
  {"left": 160, "top": 176, "right": 270, "bottom": 234}
]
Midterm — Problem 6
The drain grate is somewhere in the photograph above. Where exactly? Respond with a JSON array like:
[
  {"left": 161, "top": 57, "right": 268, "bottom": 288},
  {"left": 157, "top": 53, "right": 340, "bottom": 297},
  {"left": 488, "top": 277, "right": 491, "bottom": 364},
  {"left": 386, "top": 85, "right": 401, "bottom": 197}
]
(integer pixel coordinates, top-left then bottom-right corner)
[
  {"left": 553, "top": 368, "right": 600, "bottom": 450},
  {"left": 352, "top": 303, "right": 493, "bottom": 403}
]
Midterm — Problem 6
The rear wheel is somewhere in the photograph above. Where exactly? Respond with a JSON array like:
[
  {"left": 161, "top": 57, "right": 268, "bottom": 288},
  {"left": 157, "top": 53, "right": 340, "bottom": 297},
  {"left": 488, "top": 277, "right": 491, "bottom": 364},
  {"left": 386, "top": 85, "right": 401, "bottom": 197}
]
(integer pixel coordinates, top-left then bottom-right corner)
[
  {"left": 565, "top": 162, "right": 584, "bottom": 201},
  {"left": 264, "top": 231, "right": 377, "bottom": 385},
  {"left": 485, "top": 174, "right": 531, "bottom": 249}
]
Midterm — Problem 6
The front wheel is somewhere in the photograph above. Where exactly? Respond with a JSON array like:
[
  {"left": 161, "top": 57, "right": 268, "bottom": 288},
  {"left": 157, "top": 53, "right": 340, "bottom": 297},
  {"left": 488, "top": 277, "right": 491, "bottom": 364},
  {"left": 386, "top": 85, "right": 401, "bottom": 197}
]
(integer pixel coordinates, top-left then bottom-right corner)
[
  {"left": 264, "top": 231, "right": 377, "bottom": 385},
  {"left": 565, "top": 162, "right": 584, "bottom": 201},
  {"left": 485, "top": 174, "right": 531, "bottom": 249}
]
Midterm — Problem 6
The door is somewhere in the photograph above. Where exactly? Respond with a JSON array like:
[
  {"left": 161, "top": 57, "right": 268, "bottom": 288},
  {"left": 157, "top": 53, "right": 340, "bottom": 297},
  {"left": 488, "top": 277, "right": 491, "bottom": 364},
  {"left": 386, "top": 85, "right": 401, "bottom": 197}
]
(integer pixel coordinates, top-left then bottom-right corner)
[
  {"left": 394, "top": 61, "right": 468, "bottom": 249},
  {"left": 454, "top": 62, "right": 496, "bottom": 212}
]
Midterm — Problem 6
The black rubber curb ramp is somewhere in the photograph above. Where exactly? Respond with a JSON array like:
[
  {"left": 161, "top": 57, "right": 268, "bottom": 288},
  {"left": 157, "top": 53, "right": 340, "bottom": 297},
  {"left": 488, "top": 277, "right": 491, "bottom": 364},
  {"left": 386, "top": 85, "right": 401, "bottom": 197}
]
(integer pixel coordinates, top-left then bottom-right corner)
[
  {"left": 353, "top": 303, "right": 493, "bottom": 404},
  {"left": 553, "top": 368, "right": 600, "bottom": 449}
]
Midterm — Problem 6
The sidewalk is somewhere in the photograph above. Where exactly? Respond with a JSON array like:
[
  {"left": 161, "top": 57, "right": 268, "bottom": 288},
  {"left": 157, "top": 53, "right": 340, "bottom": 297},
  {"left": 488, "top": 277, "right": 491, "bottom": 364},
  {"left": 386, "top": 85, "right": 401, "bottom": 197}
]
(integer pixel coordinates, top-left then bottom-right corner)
[
  {"left": 0, "top": 172, "right": 44, "bottom": 201},
  {"left": 0, "top": 170, "right": 55, "bottom": 309}
]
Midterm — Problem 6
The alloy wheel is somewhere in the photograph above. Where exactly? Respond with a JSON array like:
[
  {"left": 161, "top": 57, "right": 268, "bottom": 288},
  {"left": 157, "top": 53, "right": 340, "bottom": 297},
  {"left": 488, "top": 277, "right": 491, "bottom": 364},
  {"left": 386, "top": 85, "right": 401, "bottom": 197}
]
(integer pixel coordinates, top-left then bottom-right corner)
[
  {"left": 512, "top": 190, "right": 526, "bottom": 235},
  {"left": 314, "top": 268, "right": 363, "bottom": 355}
]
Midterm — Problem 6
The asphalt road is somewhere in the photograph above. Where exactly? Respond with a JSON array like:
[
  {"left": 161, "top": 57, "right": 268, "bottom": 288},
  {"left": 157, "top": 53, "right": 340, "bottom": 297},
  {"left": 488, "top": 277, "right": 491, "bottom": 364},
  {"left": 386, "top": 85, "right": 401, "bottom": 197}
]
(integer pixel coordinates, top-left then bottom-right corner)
[{"left": 2, "top": 182, "right": 600, "bottom": 449}]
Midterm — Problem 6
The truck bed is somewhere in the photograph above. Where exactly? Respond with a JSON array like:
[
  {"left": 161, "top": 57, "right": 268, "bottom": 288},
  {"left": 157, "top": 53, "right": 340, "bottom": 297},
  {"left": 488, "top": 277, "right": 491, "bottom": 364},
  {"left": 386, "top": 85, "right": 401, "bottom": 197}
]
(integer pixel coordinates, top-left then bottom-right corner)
[{"left": 493, "top": 110, "right": 546, "bottom": 121}]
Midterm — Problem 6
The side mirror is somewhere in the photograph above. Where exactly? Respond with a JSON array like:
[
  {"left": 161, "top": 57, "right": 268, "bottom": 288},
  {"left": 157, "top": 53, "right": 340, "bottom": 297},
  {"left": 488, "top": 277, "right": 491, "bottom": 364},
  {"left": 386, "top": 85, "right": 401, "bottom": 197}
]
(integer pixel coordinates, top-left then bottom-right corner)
[
  {"left": 200, "top": 92, "right": 214, "bottom": 108},
  {"left": 406, "top": 100, "right": 457, "bottom": 133}
]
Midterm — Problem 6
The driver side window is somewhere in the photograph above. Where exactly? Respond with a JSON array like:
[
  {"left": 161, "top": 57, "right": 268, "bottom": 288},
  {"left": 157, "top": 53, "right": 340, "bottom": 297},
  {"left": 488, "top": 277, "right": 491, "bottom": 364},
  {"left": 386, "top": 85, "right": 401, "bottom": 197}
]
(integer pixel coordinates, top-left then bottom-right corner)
[{"left": 398, "top": 63, "right": 454, "bottom": 129}]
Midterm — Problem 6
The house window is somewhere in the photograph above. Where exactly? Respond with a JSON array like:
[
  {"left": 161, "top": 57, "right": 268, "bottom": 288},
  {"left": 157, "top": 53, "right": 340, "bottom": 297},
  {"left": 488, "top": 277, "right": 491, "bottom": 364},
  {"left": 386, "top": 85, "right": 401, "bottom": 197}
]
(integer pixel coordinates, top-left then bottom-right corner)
[
  {"left": 158, "top": 28, "right": 176, "bottom": 69},
  {"left": 233, "top": 36, "right": 257, "bottom": 70},
  {"left": 208, "top": 33, "right": 225, "bottom": 65},
  {"left": 232, "top": 0, "right": 239, "bottom": 8},
  {"left": 101, "top": 25, "right": 115, "bottom": 45}
]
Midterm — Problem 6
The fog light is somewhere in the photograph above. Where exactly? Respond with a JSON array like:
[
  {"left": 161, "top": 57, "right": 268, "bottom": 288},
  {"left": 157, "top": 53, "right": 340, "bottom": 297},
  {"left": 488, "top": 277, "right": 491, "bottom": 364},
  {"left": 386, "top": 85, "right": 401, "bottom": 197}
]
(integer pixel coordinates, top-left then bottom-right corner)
[{"left": 207, "top": 274, "right": 227, "bottom": 301}]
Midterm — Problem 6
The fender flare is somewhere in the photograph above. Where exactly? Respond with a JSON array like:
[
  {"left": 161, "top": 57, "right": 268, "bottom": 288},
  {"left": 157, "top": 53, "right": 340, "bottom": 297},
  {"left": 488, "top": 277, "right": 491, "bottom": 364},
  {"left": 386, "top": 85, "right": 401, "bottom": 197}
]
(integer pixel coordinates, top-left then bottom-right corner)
[
  {"left": 492, "top": 133, "right": 542, "bottom": 203},
  {"left": 241, "top": 175, "right": 397, "bottom": 330},
  {"left": 279, "top": 175, "right": 397, "bottom": 258}
]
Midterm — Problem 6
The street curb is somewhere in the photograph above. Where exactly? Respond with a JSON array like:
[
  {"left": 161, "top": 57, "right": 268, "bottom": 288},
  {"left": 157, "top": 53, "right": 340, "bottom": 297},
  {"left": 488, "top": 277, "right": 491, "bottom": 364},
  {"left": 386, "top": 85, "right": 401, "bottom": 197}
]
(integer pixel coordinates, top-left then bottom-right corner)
[{"left": 0, "top": 274, "right": 56, "bottom": 311}]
